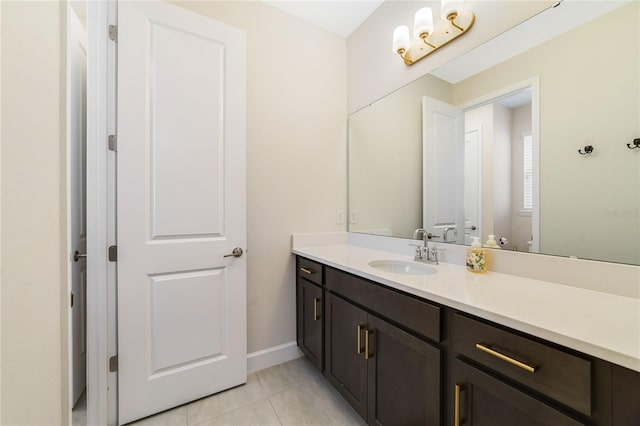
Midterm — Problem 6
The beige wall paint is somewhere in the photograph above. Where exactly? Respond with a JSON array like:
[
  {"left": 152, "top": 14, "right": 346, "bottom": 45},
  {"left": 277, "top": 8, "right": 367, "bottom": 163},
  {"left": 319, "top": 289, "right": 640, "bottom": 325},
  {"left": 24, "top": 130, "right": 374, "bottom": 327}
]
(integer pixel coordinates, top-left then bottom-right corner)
[
  {"left": 347, "top": 1, "right": 553, "bottom": 113},
  {"left": 454, "top": 2, "right": 640, "bottom": 264},
  {"left": 1, "top": 1, "right": 67, "bottom": 425},
  {"left": 170, "top": 1, "right": 347, "bottom": 353},
  {"left": 349, "top": 74, "right": 452, "bottom": 238}
]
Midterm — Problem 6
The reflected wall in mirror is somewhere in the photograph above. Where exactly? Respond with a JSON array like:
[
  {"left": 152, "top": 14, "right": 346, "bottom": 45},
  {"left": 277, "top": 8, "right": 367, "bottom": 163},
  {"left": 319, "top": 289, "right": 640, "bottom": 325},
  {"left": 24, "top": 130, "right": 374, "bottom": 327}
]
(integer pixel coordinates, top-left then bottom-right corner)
[{"left": 348, "top": 1, "right": 639, "bottom": 265}]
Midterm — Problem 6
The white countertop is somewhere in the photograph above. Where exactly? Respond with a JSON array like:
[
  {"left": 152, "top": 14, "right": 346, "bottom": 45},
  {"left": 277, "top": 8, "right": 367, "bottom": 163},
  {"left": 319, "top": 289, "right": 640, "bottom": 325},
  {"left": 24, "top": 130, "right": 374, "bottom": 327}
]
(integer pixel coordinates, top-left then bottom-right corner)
[{"left": 293, "top": 242, "right": 640, "bottom": 372}]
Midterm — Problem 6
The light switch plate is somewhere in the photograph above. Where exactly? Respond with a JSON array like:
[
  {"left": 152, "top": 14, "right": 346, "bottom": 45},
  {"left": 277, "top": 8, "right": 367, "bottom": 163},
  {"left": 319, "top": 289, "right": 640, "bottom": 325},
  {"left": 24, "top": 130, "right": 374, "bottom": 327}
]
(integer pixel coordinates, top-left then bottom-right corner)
[
  {"left": 349, "top": 209, "right": 358, "bottom": 224},
  {"left": 336, "top": 209, "right": 345, "bottom": 225}
]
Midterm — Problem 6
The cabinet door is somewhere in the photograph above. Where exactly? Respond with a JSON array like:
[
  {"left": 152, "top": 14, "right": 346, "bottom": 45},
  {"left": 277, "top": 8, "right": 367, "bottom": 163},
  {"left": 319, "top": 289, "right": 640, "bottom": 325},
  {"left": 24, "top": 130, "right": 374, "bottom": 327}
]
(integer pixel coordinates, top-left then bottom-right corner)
[
  {"left": 367, "top": 314, "right": 441, "bottom": 426},
  {"left": 452, "top": 359, "right": 585, "bottom": 426},
  {"left": 296, "top": 278, "right": 323, "bottom": 370},
  {"left": 324, "top": 292, "right": 368, "bottom": 420},
  {"left": 612, "top": 364, "right": 640, "bottom": 426}
]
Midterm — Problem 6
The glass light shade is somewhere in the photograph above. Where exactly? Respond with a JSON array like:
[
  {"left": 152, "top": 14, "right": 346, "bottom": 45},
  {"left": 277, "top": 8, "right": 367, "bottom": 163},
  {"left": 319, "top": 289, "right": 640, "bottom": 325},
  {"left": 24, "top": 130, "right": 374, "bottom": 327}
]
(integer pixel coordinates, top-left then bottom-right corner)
[
  {"left": 392, "top": 26, "right": 411, "bottom": 54},
  {"left": 413, "top": 7, "right": 434, "bottom": 38},
  {"left": 441, "top": 0, "right": 463, "bottom": 20}
]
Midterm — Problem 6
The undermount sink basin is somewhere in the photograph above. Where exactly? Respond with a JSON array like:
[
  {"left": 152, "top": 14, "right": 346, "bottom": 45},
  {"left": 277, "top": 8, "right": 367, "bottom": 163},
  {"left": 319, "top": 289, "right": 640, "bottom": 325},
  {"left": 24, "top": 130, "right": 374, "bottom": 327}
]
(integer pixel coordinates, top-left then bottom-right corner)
[{"left": 368, "top": 260, "right": 437, "bottom": 276}]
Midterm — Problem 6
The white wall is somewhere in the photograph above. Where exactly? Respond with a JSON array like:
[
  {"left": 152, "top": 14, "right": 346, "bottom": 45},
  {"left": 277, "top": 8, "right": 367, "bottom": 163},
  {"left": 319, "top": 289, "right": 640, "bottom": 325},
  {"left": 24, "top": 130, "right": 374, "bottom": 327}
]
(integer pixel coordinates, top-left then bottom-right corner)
[
  {"left": 1, "top": 1, "right": 67, "bottom": 424},
  {"left": 349, "top": 74, "right": 453, "bottom": 238},
  {"left": 347, "top": 1, "right": 553, "bottom": 113},
  {"left": 169, "top": 1, "right": 347, "bottom": 354}
]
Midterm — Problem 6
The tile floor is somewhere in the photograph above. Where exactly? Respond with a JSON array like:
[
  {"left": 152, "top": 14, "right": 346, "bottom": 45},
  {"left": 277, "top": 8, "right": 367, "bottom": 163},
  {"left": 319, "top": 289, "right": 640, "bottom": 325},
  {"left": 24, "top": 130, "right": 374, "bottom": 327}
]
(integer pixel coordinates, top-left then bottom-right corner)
[{"left": 123, "top": 357, "right": 365, "bottom": 426}]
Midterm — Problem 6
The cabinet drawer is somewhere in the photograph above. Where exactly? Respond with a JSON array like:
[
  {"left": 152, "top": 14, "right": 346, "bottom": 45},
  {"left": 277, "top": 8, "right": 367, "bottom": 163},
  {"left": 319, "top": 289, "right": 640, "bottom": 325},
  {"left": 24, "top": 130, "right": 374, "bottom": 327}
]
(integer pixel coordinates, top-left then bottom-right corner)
[
  {"left": 297, "top": 257, "right": 323, "bottom": 286},
  {"left": 325, "top": 267, "right": 440, "bottom": 342},
  {"left": 453, "top": 313, "right": 591, "bottom": 416}
]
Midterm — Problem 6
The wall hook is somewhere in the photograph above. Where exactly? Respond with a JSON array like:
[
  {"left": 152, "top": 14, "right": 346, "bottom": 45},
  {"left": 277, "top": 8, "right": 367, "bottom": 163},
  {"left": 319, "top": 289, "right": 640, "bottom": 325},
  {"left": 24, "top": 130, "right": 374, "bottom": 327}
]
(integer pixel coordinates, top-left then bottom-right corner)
[
  {"left": 578, "top": 145, "right": 594, "bottom": 155},
  {"left": 627, "top": 138, "right": 640, "bottom": 149}
]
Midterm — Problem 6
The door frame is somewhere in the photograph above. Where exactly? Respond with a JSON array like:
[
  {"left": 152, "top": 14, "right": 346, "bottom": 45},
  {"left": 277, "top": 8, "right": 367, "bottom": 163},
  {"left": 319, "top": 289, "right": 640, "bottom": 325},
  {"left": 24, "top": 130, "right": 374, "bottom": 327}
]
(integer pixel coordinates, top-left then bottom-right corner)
[
  {"left": 67, "top": 1, "right": 117, "bottom": 425},
  {"left": 458, "top": 76, "right": 540, "bottom": 252}
]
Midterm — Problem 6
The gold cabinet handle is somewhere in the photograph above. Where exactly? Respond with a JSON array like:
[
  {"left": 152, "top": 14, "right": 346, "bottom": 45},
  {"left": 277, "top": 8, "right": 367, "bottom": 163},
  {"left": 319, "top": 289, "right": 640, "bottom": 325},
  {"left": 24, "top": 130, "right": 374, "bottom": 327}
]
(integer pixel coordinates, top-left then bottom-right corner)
[
  {"left": 365, "top": 329, "right": 373, "bottom": 360},
  {"left": 313, "top": 298, "right": 321, "bottom": 321},
  {"left": 357, "top": 325, "right": 363, "bottom": 354},
  {"left": 300, "top": 267, "right": 314, "bottom": 274},
  {"left": 454, "top": 383, "right": 462, "bottom": 426},
  {"left": 475, "top": 343, "right": 537, "bottom": 373}
]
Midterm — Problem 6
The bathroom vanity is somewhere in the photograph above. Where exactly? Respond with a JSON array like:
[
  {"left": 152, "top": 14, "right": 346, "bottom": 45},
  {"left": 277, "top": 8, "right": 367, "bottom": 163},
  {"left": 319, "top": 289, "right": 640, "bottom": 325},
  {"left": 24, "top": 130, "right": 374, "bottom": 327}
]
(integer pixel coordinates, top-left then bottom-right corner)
[{"left": 293, "top": 239, "right": 640, "bottom": 425}]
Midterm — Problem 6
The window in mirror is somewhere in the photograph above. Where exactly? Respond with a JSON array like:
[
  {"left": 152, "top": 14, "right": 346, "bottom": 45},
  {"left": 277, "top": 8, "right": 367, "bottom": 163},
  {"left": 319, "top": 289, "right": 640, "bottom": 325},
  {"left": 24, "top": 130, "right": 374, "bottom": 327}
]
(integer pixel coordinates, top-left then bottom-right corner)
[{"left": 522, "top": 133, "right": 533, "bottom": 213}]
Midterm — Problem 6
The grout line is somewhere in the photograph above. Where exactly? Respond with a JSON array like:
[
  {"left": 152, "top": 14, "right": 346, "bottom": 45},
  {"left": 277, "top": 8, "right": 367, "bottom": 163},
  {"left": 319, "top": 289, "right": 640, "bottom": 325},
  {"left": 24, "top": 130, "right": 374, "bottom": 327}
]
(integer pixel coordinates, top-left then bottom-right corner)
[{"left": 266, "top": 398, "right": 284, "bottom": 426}]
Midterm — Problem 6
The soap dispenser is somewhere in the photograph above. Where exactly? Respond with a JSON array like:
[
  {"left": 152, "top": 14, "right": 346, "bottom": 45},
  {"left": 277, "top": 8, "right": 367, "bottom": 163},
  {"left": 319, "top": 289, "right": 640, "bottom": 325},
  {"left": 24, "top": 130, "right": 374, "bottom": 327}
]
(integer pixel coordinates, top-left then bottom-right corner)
[
  {"left": 485, "top": 234, "right": 500, "bottom": 249},
  {"left": 466, "top": 237, "right": 487, "bottom": 273}
]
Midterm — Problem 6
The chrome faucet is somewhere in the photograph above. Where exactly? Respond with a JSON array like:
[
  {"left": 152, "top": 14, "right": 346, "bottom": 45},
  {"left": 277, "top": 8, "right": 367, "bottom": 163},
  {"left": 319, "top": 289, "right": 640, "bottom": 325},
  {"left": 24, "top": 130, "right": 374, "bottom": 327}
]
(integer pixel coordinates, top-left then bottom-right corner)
[
  {"left": 411, "top": 228, "right": 440, "bottom": 264},
  {"left": 443, "top": 227, "right": 458, "bottom": 242}
]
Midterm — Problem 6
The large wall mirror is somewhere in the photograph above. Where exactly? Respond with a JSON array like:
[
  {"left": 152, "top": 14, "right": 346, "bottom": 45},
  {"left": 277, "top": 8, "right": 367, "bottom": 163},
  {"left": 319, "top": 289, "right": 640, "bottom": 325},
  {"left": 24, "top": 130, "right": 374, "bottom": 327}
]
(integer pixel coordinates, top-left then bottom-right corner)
[{"left": 349, "top": 1, "right": 639, "bottom": 265}]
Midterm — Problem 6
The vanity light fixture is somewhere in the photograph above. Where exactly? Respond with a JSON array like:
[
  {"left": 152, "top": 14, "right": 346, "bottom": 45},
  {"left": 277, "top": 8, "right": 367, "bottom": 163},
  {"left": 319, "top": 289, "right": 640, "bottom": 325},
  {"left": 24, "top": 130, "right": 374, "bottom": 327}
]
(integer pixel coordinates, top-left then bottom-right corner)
[{"left": 392, "top": 0, "right": 475, "bottom": 66}]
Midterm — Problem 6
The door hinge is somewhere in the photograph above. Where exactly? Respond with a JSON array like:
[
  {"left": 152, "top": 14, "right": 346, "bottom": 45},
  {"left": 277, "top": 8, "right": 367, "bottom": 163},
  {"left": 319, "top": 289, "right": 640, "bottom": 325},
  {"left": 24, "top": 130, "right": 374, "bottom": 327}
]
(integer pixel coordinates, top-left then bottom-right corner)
[
  {"left": 108, "top": 25, "right": 118, "bottom": 42},
  {"left": 109, "top": 355, "right": 118, "bottom": 372},
  {"left": 70, "top": 292, "right": 74, "bottom": 308},
  {"left": 108, "top": 245, "right": 117, "bottom": 262},
  {"left": 108, "top": 135, "right": 117, "bottom": 152}
]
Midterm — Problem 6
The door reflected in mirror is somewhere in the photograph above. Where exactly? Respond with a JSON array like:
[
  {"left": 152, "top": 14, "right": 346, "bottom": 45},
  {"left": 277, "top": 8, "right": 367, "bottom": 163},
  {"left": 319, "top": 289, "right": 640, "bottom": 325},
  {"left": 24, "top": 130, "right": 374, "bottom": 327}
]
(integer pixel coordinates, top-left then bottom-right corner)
[{"left": 348, "top": 1, "right": 639, "bottom": 265}]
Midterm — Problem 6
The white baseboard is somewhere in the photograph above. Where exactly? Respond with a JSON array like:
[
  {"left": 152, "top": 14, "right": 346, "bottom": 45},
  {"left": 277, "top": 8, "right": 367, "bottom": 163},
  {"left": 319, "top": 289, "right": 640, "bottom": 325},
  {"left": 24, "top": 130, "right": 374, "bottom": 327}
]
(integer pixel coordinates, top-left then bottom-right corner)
[{"left": 247, "top": 341, "right": 303, "bottom": 374}]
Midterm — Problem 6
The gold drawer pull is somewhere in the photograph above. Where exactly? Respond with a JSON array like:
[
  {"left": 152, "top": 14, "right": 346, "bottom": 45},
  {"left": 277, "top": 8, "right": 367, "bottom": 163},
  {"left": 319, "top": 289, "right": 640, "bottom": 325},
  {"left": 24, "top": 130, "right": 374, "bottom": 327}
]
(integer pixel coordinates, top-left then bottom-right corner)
[
  {"left": 357, "top": 324, "right": 364, "bottom": 354},
  {"left": 475, "top": 343, "right": 537, "bottom": 373},
  {"left": 300, "top": 267, "right": 315, "bottom": 275},
  {"left": 313, "top": 298, "right": 321, "bottom": 321},
  {"left": 454, "top": 383, "right": 462, "bottom": 426}
]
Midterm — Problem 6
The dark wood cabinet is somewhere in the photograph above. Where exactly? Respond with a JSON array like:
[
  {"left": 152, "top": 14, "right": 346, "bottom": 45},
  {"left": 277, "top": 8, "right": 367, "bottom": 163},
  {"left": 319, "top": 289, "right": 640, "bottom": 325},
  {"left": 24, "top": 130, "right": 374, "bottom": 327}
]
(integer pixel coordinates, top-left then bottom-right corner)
[
  {"left": 296, "top": 277, "right": 323, "bottom": 370},
  {"left": 295, "top": 257, "right": 324, "bottom": 371},
  {"left": 612, "top": 364, "right": 640, "bottom": 425},
  {"left": 294, "top": 255, "right": 640, "bottom": 426},
  {"left": 452, "top": 313, "right": 592, "bottom": 416},
  {"left": 452, "top": 359, "right": 585, "bottom": 425},
  {"left": 367, "top": 314, "right": 441, "bottom": 426},
  {"left": 324, "top": 292, "right": 369, "bottom": 419},
  {"left": 324, "top": 274, "right": 441, "bottom": 425}
]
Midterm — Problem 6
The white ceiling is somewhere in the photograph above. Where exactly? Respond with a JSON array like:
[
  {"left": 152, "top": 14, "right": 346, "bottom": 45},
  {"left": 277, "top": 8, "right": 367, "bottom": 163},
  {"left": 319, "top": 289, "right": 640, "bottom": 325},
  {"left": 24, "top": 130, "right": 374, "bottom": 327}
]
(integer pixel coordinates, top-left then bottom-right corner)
[{"left": 262, "top": 0, "right": 384, "bottom": 37}]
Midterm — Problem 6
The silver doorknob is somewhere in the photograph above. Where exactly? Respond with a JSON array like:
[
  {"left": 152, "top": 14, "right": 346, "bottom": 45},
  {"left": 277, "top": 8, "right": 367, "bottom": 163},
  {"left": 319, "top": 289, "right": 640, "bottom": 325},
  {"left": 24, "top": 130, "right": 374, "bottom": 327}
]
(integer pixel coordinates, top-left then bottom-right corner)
[
  {"left": 74, "top": 250, "right": 87, "bottom": 262},
  {"left": 223, "top": 247, "right": 244, "bottom": 258}
]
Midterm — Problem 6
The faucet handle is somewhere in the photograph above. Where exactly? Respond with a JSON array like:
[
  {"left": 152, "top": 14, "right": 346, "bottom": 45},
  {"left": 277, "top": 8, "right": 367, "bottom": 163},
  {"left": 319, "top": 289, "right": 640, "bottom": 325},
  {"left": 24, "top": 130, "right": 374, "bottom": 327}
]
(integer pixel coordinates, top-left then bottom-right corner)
[{"left": 431, "top": 247, "right": 446, "bottom": 264}]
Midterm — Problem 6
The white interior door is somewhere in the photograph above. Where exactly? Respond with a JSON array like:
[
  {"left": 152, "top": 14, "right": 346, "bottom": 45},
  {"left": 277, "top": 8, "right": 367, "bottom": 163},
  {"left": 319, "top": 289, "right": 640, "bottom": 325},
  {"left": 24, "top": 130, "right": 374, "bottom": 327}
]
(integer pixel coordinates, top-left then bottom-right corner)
[
  {"left": 464, "top": 129, "right": 482, "bottom": 244},
  {"left": 422, "top": 96, "right": 465, "bottom": 244},
  {"left": 70, "top": 8, "right": 88, "bottom": 407},
  {"left": 117, "top": 2, "right": 247, "bottom": 424}
]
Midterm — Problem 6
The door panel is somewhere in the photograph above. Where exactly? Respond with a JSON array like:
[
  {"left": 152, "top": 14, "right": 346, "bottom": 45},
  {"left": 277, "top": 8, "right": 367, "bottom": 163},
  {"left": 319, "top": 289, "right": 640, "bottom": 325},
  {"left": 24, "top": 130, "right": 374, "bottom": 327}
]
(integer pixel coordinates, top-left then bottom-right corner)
[
  {"left": 150, "top": 23, "right": 225, "bottom": 239},
  {"left": 324, "top": 293, "right": 368, "bottom": 420},
  {"left": 464, "top": 129, "right": 482, "bottom": 244},
  {"left": 367, "top": 315, "right": 441, "bottom": 426},
  {"left": 117, "top": 2, "right": 246, "bottom": 424},
  {"left": 423, "top": 96, "right": 465, "bottom": 243},
  {"left": 297, "top": 279, "right": 323, "bottom": 370},
  {"left": 70, "top": 8, "right": 87, "bottom": 406}
]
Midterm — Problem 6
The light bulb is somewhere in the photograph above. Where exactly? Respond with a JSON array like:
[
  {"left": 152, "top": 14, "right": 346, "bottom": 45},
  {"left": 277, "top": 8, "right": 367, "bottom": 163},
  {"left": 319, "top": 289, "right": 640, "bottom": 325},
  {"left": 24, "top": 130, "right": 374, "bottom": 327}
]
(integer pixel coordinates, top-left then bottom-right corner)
[
  {"left": 392, "top": 26, "right": 410, "bottom": 55},
  {"left": 413, "top": 7, "right": 434, "bottom": 39}
]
